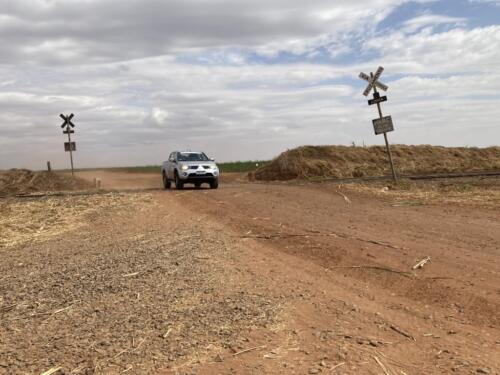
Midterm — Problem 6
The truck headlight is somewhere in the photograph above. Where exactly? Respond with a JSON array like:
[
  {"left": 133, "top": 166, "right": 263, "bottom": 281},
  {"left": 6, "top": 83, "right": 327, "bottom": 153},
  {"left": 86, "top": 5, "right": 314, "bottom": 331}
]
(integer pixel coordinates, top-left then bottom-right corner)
[{"left": 181, "top": 165, "right": 189, "bottom": 171}]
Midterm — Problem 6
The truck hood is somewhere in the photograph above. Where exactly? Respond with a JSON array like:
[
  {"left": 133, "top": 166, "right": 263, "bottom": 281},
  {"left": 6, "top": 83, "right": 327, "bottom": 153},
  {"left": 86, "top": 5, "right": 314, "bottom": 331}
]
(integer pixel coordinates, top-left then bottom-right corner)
[{"left": 179, "top": 161, "right": 217, "bottom": 167}]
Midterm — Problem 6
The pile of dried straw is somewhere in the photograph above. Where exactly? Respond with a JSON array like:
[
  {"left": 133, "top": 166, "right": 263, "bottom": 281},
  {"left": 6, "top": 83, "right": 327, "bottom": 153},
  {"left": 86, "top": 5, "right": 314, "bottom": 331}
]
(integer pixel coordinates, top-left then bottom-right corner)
[
  {"left": 0, "top": 169, "right": 92, "bottom": 196},
  {"left": 254, "top": 145, "right": 500, "bottom": 181}
]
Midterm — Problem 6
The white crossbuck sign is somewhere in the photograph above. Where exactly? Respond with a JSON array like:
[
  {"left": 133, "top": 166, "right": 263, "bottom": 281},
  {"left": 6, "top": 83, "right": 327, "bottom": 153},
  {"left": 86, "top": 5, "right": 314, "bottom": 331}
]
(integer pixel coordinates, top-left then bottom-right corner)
[{"left": 359, "top": 66, "right": 388, "bottom": 96}]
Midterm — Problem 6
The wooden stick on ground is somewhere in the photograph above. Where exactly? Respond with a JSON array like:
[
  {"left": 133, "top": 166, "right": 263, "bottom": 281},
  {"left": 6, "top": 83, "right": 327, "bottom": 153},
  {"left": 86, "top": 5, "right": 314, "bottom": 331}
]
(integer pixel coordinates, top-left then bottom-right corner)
[
  {"left": 52, "top": 305, "right": 73, "bottom": 315},
  {"left": 69, "top": 364, "right": 86, "bottom": 374},
  {"left": 233, "top": 345, "right": 266, "bottom": 356},
  {"left": 335, "top": 190, "right": 352, "bottom": 204},
  {"left": 373, "top": 356, "right": 390, "bottom": 375},
  {"left": 163, "top": 328, "right": 172, "bottom": 338},
  {"left": 331, "top": 362, "right": 345, "bottom": 371},
  {"left": 329, "top": 265, "right": 412, "bottom": 277},
  {"left": 375, "top": 350, "right": 420, "bottom": 370},
  {"left": 131, "top": 338, "right": 146, "bottom": 353},
  {"left": 122, "top": 272, "right": 139, "bottom": 278},
  {"left": 412, "top": 256, "right": 431, "bottom": 270},
  {"left": 113, "top": 348, "right": 128, "bottom": 359},
  {"left": 41, "top": 367, "right": 63, "bottom": 375},
  {"left": 390, "top": 325, "right": 416, "bottom": 341}
]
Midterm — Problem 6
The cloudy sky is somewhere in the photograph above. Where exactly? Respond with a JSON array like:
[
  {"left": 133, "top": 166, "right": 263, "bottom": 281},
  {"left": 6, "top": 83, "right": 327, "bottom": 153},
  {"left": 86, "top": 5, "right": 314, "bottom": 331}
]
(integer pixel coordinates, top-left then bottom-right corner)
[{"left": 0, "top": 0, "right": 499, "bottom": 169}]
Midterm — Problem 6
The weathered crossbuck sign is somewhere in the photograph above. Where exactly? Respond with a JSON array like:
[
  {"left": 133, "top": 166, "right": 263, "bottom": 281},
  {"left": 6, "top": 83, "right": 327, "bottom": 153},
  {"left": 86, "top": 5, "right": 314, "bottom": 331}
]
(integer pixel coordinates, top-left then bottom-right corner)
[
  {"left": 60, "top": 113, "right": 76, "bottom": 176},
  {"left": 360, "top": 67, "right": 388, "bottom": 97},
  {"left": 359, "top": 66, "right": 397, "bottom": 181}
]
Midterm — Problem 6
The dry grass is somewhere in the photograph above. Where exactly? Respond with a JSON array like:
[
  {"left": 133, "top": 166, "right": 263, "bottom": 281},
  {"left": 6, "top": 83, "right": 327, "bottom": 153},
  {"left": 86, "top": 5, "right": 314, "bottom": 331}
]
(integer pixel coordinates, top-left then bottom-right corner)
[
  {"left": 0, "top": 193, "right": 153, "bottom": 249},
  {"left": 0, "top": 169, "right": 92, "bottom": 196},
  {"left": 339, "top": 177, "right": 500, "bottom": 208},
  {"left": 255, "top": 145, "right": 500, "bottom": 181},
  {"left": 0, "top": 194, "right": 282, "bottom": 374}
]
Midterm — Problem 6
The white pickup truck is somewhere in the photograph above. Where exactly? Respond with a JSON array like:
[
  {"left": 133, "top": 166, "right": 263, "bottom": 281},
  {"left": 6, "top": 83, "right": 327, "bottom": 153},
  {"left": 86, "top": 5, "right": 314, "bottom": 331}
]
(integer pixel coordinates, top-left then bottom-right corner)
[{"left": 161, "top": 151, "right": 219, "bottom": 189}]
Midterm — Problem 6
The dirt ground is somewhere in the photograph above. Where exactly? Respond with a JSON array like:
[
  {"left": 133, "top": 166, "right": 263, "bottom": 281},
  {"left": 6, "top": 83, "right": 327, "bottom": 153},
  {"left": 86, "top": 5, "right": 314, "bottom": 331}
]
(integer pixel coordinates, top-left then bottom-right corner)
[
  {"left": 1, "top": 171, "right": 499, "bottom": 375},
  {"left": 73, "top": 170, "right": 247, "bottom": 190}
]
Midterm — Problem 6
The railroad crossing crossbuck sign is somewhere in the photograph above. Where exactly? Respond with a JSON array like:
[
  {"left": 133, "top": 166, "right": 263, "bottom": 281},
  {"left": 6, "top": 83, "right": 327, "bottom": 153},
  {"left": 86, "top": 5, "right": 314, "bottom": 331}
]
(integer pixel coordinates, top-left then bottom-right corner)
[
  {"left": 359, "top": 66, "right": 398, "bottom": 181},
  {"left": 60, "top": 113, "right": 75, "bottom": 128},
  {"left": 59, "top": 113, "right": 77, "bottom": 176},
  {"left": 360, "top": 66, "right": 388, "bottom": 97}
]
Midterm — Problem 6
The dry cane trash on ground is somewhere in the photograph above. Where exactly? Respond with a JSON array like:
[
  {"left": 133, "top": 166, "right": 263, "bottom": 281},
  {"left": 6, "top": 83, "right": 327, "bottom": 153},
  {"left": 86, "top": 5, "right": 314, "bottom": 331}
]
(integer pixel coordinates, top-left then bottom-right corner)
[
  {"left": 413, "top": 256, "right": 431, "bottom": 270},
  {"left": 338, "top": 178, "right": 500, "bottom": 209},
  {"left": 0, "top": 193, "right": 153, "bottom": 249},
  {"left": 0, "top": 193, "right": 284, "bottom": 375},
  {"left": 0, "top": 169, "right": 92, "bottom": 196}
]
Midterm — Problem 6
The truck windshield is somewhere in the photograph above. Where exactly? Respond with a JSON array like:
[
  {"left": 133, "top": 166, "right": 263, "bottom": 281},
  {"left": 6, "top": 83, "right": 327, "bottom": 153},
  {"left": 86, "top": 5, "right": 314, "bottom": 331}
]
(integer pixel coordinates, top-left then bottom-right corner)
[{"left": 177, "top": 153, "right": 209, "bottom": 162}]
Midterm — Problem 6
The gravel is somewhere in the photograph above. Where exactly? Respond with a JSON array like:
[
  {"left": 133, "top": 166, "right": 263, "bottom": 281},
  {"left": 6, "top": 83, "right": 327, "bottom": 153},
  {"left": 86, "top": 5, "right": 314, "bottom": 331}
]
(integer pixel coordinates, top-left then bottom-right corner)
[{"left": 0, "top": 194, "right": 281, "bottom": 374}]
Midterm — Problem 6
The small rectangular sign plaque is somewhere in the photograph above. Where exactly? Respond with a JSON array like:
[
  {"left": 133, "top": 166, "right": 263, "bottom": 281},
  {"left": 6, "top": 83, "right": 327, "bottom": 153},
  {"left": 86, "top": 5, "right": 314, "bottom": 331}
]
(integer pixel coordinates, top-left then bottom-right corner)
[
  {"left": 64, "top": 142, "right": 76, "bottom": 152},
  {"left": 368, "top": 96, "right": 387, "bottom": 105},
  {"left": 372, "top": 116, "right": 394, "bottom": 135}
]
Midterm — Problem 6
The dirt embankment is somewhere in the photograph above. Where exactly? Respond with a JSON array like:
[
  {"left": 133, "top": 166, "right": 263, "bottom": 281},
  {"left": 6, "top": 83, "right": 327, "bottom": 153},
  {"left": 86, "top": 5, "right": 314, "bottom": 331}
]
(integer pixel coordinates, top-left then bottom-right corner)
[
  {"left": 0, "top": 169, "right": 92, "bottom": 196},
  {"left": 254, "top": 145, "right": 500, "bottom": 181}
]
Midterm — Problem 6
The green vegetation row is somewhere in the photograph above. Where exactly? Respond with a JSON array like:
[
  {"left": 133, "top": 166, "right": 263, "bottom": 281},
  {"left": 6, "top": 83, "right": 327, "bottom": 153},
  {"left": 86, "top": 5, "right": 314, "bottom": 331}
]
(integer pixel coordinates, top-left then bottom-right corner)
[
  {"left": 217, "top": 160, "right": 269, "bottom": 173},
  {"left": 68, "top": 160, "right": 269, "bottom": 174}
]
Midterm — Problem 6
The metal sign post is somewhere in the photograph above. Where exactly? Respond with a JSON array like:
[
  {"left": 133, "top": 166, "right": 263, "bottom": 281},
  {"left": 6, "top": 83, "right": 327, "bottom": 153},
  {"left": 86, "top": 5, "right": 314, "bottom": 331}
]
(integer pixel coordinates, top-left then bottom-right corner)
[
  {"left": 60, "top": 113, "right": 76, "bottom": 176},
  {"left": 359, "top": 67, "right": 397, "bottom": 182}
]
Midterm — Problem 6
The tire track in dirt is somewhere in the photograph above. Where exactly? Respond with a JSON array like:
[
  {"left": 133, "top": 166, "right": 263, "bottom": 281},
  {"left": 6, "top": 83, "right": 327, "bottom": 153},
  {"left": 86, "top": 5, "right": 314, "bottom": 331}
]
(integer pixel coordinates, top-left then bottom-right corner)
[
  {"left": 172, "top": 181, "right": 500, "bottom": 374},
  {"left": 3, "top": 172, "right": 499, "bottom": 374}
]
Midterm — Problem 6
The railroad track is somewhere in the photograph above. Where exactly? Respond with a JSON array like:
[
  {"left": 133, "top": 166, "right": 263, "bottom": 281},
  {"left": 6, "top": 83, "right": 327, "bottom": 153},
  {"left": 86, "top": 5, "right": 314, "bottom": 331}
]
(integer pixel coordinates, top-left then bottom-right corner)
[
  {"left": 310, "top": 170, "right": 500, "bottom": 183},
  {"left": 0, "top": 187, "right": 162, "bottom": 199},
  {"left": 1, "top": 170, "right": 499, "bottom": 199}
]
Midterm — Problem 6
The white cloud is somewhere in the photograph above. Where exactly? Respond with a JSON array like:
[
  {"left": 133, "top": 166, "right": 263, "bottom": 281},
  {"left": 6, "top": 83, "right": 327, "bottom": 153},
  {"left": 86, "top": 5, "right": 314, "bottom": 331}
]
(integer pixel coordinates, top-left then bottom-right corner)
[
  {"left": 469, "top": 0, "right": 500, "bottom": 5},
  {"left": 0, "top": 0, "right": 420, "bottom": 64},
  {"left": 149, "top": 107, "right": 169, "bottom": 126},
  {"left": 0, "top": 0, "right": 499, "bottom": 169},
  {"left": 389, "top": 74, "right": 500, "bottom": 99},
  {"left": 364, "top": 25, "right": 500, "bottom": 74},
  {"left": 402, "top": 14, "right": 467, "bottom": 33}
]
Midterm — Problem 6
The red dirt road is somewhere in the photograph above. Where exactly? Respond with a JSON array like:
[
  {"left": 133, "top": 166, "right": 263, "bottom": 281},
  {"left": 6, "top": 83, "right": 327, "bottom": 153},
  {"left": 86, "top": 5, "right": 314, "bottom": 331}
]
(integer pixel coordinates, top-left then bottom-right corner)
[
  {"left": 173, "top": 177, "right": 500, "bottom": 374},
  {"left": 83, "top": 171, "right": 500, "bottom": 373},
  {"left": 1, "top": 171, "right": 499, "bottom": 374}
]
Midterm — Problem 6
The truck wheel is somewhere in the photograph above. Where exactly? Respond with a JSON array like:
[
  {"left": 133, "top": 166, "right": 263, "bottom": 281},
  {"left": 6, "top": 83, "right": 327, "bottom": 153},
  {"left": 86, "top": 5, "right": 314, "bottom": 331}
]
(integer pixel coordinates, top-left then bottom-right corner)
[
  {"left": 174, "top": 171, "right": 183, "bottom": 190},
  {"left": 162, "top": 173, "right": 171, "bottom": 189},
  {"left": 210, "top": 179, "right": 219, "bottom": 189}
]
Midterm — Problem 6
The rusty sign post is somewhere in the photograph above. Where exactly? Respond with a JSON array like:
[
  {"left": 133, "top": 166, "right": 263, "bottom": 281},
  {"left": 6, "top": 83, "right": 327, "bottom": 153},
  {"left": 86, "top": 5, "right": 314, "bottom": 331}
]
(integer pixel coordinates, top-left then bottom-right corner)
[
  {"left": 359, "top": 67, "right": 397, "bottom": 182},
  {"left": 60, "top": 113, "right": 76, "bottom": 176}
]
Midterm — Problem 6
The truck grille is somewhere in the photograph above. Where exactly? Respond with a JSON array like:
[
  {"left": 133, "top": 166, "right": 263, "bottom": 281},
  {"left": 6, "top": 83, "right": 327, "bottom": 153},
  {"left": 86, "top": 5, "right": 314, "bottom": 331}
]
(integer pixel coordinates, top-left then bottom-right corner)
[{"left": 188, "top": 173, "right": 214, "bottom": 177}]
